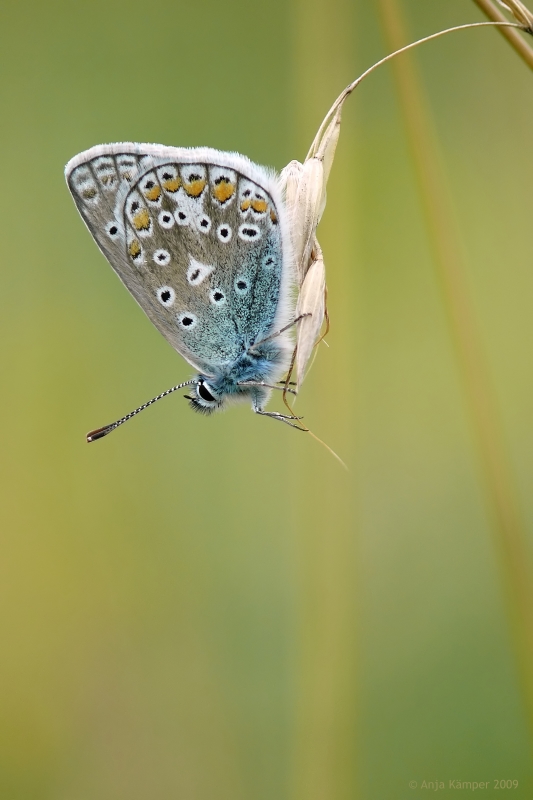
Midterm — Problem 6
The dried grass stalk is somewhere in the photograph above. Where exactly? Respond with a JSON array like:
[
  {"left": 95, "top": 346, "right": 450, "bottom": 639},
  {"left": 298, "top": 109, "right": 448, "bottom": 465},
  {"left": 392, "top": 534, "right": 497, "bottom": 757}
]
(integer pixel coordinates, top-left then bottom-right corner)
[
  {"left": 295, "top": 243, "right": 326, "bottom": 387},
  {"left": 497, "top": 0, "right": 533, "bottom": 30},
  {"left": 285, "top": 16, "right": 528, "bottom": 388},
  {"left": 472, "top": 0, "right": 533, "bottom": 66}
]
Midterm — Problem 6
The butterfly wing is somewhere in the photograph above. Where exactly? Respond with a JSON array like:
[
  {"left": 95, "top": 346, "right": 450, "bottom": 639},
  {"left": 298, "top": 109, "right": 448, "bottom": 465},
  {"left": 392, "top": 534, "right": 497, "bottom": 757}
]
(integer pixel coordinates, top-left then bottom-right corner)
[{"left": 65, "top": 144, "right": 292, "bottom": 375}]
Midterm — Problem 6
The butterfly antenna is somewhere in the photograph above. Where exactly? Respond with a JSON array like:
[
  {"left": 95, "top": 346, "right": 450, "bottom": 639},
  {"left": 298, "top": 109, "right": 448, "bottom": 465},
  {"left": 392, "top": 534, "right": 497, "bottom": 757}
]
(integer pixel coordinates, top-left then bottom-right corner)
[{"left": 86, "top": 379, "right": 198, "bottom": 442}]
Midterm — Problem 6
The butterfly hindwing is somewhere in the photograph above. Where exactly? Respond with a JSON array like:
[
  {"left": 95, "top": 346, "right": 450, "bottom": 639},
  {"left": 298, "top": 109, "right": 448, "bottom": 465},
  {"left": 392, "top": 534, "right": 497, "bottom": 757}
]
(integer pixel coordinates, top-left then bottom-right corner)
[{"left": 66, "top": 144, "right": 289, "bottom": 375}]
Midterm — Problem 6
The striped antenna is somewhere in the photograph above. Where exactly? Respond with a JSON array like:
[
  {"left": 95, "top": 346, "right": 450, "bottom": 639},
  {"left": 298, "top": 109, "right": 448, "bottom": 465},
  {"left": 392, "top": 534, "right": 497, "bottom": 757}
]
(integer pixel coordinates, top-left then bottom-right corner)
[{"left": 86, "top": 379, "right": 198, "bottom": 442}]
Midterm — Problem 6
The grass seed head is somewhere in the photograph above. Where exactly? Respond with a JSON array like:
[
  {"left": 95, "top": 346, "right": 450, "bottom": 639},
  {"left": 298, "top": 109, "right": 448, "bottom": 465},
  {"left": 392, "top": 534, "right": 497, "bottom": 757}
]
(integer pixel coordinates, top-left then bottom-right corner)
[
  {"left": 295, "top": 247, "right": 326, "bottom": 386},
  {"left": 497, "top": 0, "right": 533, "bottom": 30},
  {"left": 290, "top": 157, "right": 325, "bottom": 286}
]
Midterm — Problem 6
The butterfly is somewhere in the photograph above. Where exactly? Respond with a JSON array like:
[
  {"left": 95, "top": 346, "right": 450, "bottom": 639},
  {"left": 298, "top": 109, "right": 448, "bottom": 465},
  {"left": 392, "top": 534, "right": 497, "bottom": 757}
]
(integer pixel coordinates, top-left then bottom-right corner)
[{"left": 65, "top": 143, "right": 319, "bottom": 441}]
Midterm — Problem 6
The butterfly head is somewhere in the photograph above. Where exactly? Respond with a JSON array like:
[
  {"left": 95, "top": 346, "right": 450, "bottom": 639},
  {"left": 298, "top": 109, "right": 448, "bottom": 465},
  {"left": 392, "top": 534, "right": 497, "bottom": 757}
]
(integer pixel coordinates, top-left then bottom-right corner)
[
  {"left": 186, "top": 377, "right": 226, "bottom": 415},
  {"left": 186, "top": 360, "right": 275, "bottom": 415}
]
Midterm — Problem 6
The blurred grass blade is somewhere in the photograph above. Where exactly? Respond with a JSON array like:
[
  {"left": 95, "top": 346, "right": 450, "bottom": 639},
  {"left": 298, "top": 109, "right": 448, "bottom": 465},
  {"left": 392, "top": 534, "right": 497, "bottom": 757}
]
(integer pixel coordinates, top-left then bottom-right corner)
[
  {"left": 377, "top": 0, "right": 533, "bottom": 744},
  {"left": 289, "top": 0, "right": 359, "bottom": 797}
]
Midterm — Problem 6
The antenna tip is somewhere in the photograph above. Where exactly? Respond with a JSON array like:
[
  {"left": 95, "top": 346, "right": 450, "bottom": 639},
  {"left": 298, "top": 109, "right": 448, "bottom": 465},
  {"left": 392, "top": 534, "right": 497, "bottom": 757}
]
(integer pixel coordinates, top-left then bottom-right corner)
[{"left": 86, "top": 424, "right": 115, "bottom": 443}]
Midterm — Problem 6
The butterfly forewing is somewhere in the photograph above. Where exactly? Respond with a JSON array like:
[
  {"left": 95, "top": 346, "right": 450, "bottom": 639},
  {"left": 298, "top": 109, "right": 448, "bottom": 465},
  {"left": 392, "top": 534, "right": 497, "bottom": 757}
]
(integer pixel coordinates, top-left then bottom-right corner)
[{"left": 66, "top": 144, "right": 289, "bottom": 375}]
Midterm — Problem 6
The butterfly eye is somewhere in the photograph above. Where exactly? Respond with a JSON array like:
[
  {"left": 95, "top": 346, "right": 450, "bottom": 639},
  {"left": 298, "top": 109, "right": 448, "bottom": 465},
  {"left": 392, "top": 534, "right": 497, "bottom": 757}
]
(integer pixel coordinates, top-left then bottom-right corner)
[{"left": 197, "top": 381, "right": 216, "bottom": 403}]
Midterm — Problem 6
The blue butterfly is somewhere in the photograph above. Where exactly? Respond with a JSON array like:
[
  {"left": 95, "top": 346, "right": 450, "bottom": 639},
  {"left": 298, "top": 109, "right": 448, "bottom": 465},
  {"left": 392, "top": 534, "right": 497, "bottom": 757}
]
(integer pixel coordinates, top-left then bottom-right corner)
[{"left": 66, "top": 144, "right": 309, "bottom": 441}]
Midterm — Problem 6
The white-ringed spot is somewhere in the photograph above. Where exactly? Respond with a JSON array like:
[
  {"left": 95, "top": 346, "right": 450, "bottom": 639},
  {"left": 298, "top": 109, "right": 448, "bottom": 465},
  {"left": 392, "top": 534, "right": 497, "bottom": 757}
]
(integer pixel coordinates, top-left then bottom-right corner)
[
  {"left": 187, "top": 257, "right": 214, "bottom": 286},
  {"left": 106, "top": 221, "right": 120, "bottom": 239},
  {"left": 197, "top": 215, "right": 212, "bottom": 234},
  {"left": 153, "top": 249, "right": 171, "bottom": 266},
  {"left": 158, "top": 210, "right": 175, "bottom": 229},
  {"left": 175, "top": 209, "right": 189, "bottom": 226},
  {"left": 210, "top": 288, "right": 226, "bottom": 306},
  {"left": 178, "top": 312, "right": 198, "bottom": 330},
  {"left": 238, "top": 224, "right": 261, "bottom": 242},
  {"left": 157, "top": 286, "right": 175, "bottom": 307},
  {"left": 216, "top": 224, "right": 232, "bottom": 243},
  {"left": 234, "top": 277, "right": 249, "bottom": 295}
]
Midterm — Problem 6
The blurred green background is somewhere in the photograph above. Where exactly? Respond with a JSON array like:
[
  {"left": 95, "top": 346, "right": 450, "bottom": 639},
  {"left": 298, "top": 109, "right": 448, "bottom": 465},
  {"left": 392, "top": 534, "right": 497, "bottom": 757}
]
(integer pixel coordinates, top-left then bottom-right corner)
[{"left": 1, "top": 0, "right": 533, "bottom": 797}]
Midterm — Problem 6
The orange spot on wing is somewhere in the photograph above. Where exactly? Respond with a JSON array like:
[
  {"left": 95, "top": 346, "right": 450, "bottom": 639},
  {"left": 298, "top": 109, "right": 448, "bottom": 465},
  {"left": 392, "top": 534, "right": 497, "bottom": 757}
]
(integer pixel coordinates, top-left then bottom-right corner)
[
  {"left": 270, "top": 208, "right": 278, "bottom": 224},
  {"left": 132, "top": 209, "right": 151, "bottom": 231},
  {"left": 251, "top": 199, "right": 267, "bottom": 214},
  {"left": 144, "top": 185, "right": 161, "bottom": 202},
  {"left": 162, "top": 177, "right": 180, "bottom": 192},
  {"left": 240, "top": 199, "right": 251, "bottom": 212},
  {"left": 184, "top": 179, "right": 206, "bottom": 197},
  {"left": 212, "top": 180, "right": 235, "bottom": 203},
  {"left": 128, "top": 239, "right": 141, "bottom": 259}
]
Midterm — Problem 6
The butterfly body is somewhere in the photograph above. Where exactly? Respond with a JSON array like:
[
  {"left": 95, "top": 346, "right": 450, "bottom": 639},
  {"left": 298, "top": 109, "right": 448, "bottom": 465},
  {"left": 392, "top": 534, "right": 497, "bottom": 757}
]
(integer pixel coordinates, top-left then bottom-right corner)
[
  {"left": 66, "top": 143, "right": 295, "bottom": 419},
  {"left": 187, "top": 342, "right": 287, "bottom": 414}
]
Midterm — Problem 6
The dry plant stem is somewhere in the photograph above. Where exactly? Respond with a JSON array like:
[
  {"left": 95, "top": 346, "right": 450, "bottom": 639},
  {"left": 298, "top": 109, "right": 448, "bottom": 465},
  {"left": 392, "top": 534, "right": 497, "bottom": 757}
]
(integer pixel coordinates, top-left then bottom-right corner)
[
  {"left": 296, "top": 20, "right": 526, "bottom": 465},
  {"left": 307, "top": 20, "right": 526, "bottom": 162},
  {"left": 472, "top": 0, "right": 533, "bottom": 67},
  {"left": 306, "top": 429, "right": 348, "bottom": 470},
  {"left": 292, "top": 21, "right": 524, "bottom": 394},
  {"left": 377, "top": 0, "right": 533, "bottom": 744}
]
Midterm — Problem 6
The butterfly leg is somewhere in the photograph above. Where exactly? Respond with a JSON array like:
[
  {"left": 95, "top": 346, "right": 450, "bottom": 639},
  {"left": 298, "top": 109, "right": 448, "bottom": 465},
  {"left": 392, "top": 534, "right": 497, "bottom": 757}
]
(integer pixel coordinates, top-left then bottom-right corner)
[
  {"left": 248, "top": 313, "right": 311, "bottom": 351},
  {"left": 238, "top": 381, "right": 297, "bottom": 395},
  {"left": 254, "top": 407, "right": 308, "bottom": 431}
]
